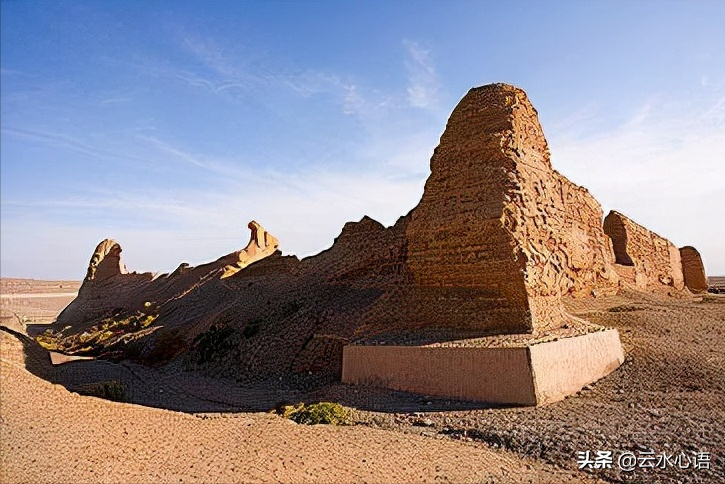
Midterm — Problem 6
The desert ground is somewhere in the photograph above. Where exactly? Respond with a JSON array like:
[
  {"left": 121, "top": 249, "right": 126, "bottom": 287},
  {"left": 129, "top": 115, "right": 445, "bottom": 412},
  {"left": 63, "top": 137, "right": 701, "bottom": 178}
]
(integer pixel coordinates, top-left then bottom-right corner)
[
  {"left": 1, "top": 280, "right": 605, "bottom": 484},
  {"left": 0, "top": 278, "right": 79, "bottom": 326},
  {"left": 1, "top": 278, "right": 724, "bottom": 483}
]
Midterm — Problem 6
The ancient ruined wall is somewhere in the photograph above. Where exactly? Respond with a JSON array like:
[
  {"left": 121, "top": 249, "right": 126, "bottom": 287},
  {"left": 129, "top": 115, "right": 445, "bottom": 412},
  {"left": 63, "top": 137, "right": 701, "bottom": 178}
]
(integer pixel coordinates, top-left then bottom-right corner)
[
  {"left": 55, "top": 221, "right": 281, "bottom": 331},
  {"left": 680, "top": 246, "right": 707, "bottom": 293},
  {"left": 53, "top": 83, "right": 642, "bottom": 378},
  {"left": 603, "top": 211, "right": 684, "bottom": 293},
  {"left": 220, "top": 220, "right": 280, "bottom": 278},
  {"left": 550, "top": 172, "right": 620, "bottom": 297},
  {"left": 405, "top": 85, "right": 534, "bottom": 332},
  {"left": 500, "top": 88, "right": 619, "bottom": 328},
  {"left": 303, "top": 215, "right": 410, "bottom": 287},
  {"left": 406, "top": 84, "right": 618, "bottom": 333},
  {"left": 85, "top": 239, "right": 128, "bottom": 282}
]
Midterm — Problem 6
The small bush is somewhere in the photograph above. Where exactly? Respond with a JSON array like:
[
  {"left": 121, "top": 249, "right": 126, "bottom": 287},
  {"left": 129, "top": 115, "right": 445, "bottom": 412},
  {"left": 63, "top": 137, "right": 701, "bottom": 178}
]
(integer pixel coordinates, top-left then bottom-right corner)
[
  {"left": 279, "top": 402, "right": 350, "bottom": 425},
  {"left": 242, "top": 319, "right": 261, "bottom": 339},
  {"left": 193, "top": 324, "right": 238, "bottom": 363},
  {"left": 79, "top": 380, "right": 127, "bottom": 402},
  {"left": 36, "top": 329, "right": 64, "bottom": 351},
  {"left": 35, "top": 311, "right": 158, "bottom": 355}
]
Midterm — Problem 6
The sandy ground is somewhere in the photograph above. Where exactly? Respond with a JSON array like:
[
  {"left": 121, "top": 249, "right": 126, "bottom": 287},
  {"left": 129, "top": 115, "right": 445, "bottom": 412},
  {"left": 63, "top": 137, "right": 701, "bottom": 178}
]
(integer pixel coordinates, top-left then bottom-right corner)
[
  {"left": 332, "top": 290, "right": 724, "bottom": 484},
  {"left": 0, "top": 278, "right": 81, "bottom": 295},
  {"left": 2, "top": 279, "right": 723, "bottom": 483},
  {"left": 0, "top": 279, "right": 605, "bottom": 484},
  {"left": 0, "top": 278, "right": 79, "bottom": 327},
  {"left": 1, "top": 334, "right": 600, "bottom": 483}
]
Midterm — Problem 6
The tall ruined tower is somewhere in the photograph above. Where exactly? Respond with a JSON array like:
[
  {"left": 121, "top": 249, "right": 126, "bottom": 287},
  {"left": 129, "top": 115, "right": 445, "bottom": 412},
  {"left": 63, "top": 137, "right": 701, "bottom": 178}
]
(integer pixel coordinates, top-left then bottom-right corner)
[{"left": 406, "top": 84, "right": 619, "bottom": 334}]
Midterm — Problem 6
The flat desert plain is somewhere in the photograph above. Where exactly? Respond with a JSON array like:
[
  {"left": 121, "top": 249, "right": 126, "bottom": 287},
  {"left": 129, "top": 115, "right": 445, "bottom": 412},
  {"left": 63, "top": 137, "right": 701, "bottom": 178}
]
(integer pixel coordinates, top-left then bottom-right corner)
[
  {"left": 0, "top": 278, "right": 79, "bottom": 327},
  {"left": 1, "top": 278, "right": 724, "bottom": 484}
]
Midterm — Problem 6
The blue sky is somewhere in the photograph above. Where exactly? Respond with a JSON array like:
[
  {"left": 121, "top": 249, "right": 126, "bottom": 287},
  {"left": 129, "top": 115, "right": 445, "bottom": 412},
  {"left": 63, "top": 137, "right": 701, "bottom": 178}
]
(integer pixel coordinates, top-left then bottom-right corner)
[{"left": 2, "top": 1, "right": 724, "bottom": 279}]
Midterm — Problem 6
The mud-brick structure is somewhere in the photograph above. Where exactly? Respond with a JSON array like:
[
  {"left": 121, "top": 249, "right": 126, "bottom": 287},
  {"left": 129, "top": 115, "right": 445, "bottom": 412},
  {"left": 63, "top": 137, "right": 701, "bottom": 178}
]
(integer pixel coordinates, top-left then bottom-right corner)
[
  {"left": 56, "top": 221, "right": 279, "bottom": 330},
  {"left": 603, "top": 211, "right": 685, "bottom": 293},
  {"left": 406, "top": 84, "right": 620, "bottom": 335},
  {"left": 679, "top": 246, "right": 708, "bottom": 294},
  {"left": 344, "top": 84, "right": 627, "bottom": 404}
]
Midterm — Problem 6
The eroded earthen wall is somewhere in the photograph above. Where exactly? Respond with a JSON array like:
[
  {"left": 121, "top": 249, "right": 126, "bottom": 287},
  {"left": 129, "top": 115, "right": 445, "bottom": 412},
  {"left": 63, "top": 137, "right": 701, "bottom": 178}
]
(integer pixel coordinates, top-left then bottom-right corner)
[
  {"left": 406, "top": 84, "right": 618, "bottom": 333},
  {"left": 85, "top": 239, "right": 128, "bottom": 282},
  {"left": 603, "top": 211, "right": 684, "bottom": 293},
  {"left": 679, "top": 246, "right": 707, "bottom": 293},
  {"left": 56, "top": 222, "right": 282, "bottom": 331}
]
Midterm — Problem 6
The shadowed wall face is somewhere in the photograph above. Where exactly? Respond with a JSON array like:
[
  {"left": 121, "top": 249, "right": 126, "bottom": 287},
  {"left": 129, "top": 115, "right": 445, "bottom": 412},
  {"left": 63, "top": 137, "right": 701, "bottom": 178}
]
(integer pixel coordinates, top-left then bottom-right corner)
[
  {"left": 85, "top": 239, "right": 127, "bottom": 282},
  {"left": 603, "top": 214, "right": 634, "bottom": 266},
  {"left": 53, "top": 83, "right": 637, "bottom": 377},
  {"left": 604, "top": 211, "right": 684, "bottom": 293},
  {"left": 679, "top": 246, "right": 708, "bottom": 293}
]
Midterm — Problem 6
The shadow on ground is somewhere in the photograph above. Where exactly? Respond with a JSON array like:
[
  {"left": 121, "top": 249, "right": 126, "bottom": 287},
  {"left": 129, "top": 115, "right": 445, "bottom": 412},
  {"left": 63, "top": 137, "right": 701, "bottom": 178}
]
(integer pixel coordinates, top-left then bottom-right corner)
[{"left": 2, "top": 324, "right": 498, "bottom": 415}]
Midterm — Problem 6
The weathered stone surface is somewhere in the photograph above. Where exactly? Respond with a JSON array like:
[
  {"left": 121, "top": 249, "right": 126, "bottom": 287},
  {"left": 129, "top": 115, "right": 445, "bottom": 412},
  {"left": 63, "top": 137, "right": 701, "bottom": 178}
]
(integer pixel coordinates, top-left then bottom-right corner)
[
  {"left": 679, "top": 246, "right": 708, "bottom": 293},
  {"left": 85, "top": 239, "right": 127, "bottom": 282},
  {"left": 220, "top": 221, "right": 280, "bottom": 278},
  {"left": 407, "top": 84, "right": 618, "bottom": 333},
  {"left": 293, "top": 334, "right": 349, "bottom": 379},
  {"left": 603, "top": 211, "right": 684, "bottom": 292},
  {"left": 56, "top": 221, "right": 280, "bottom": 332}
]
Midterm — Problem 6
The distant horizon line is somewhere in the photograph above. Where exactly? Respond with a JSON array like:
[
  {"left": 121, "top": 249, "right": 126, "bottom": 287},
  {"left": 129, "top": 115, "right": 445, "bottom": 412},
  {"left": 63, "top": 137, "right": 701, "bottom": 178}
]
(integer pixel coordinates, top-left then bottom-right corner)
[{"left": 2, "top": 276, "right": 724, "bottom": 283}]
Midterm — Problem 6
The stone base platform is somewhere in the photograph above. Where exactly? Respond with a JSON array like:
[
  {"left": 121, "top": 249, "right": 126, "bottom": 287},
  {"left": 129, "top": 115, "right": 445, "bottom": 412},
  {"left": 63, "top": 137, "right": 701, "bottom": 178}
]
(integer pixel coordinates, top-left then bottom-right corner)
[{"left": 341, "top": 329, "right": 624, "bottom": 406}]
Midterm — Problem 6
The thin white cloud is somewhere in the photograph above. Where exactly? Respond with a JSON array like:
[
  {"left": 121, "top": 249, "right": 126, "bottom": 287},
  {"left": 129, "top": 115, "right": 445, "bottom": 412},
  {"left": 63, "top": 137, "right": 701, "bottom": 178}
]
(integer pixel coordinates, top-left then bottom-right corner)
[
  {"left": 549, "top": 89, "right": 725, "bottom": 274},
  {"left": 548, "top": 103, "right": 601, "bottom": 136},
  {"left": 135, "top": 135, "right": 222, "bottom": 172},
  {"left": 0, "top": 160, "right": 426, "bottom": 278},
  {"left": 342, "top": 84, "right": 365, "bottom": 116},
  {"left": 99, "top": 97, "right": 132, "bottom": 106},
  {"left": 403, "top": 40, "right": 441, "bottom": 109},
  {"left": 0, "top": 68, "right": 34, "bottom": 78},
  {"left": 182, "top": 36, "right": 239, "bottom": 77},
  {"left": 1, "top": 127, "right": 110, "bottom": 160},
  {"left": 165, "top": 36, "right": 356, "bottom": 105},
  {"left": 1, "top": 126, "right": 165, "bottom": 171}
]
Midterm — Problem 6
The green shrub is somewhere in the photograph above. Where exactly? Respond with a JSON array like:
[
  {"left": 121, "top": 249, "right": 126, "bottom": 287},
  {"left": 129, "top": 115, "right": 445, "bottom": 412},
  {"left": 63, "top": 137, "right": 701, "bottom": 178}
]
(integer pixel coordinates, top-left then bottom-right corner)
[
  {"left": 279, "top": 402, "right": 350, "bottom": 425},
  {"left": 35, "top": 311, "right": 158, "bottom": 355},
  {"left": 36, "top": 329, "right": 64, "bottom": 351},
  {"left": 79, "top": 380, "right": 127, "bottom": 402}
]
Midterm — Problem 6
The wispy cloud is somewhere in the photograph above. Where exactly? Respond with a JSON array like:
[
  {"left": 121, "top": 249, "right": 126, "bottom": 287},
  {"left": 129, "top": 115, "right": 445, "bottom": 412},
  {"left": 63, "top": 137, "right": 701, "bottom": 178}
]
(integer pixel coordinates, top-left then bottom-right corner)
[
  {"left": 2, "top": 127, "right": 115, "bottom": 161},
  {"left": 403, "top": 40, "right": 441, "bottom": 109},
  {"left": 135, "top": 135, "right": 224, "bottom": 172},
  {"left": 549, "top": 89, "right": 725, "bottom": 273},
  {"left": 99, "top": 97, "right": 132, "bottom": 106},
  {"left": 0, "top": 126, "right": 168, "bottom": 171},
  {"left": 137, "top": 35, "right": 358, "bottom": 110},
  {"left": 0, "top": 68, "right": 34, "bottom": 78},
  {"left": 0, "top": 157, "right": 427, "bottom": 277},
  {"left": 342, "top": 84, "right": 366, "bottom": 116}
]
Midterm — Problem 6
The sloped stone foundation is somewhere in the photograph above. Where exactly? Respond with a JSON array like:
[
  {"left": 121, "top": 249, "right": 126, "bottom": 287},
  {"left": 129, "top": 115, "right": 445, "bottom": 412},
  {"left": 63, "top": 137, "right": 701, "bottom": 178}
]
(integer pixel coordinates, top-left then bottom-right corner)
[{"left": 342, "top": 329, "right": 624, "bottom": 406}]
